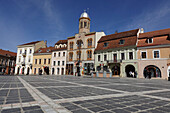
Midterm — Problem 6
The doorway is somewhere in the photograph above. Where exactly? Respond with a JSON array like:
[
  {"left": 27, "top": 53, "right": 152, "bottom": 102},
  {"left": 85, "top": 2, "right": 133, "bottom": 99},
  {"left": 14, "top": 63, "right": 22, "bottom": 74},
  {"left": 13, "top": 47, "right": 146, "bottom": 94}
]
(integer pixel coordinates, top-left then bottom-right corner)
[{"left": 125, "top": 65, "right": 135, "bottom": 77}]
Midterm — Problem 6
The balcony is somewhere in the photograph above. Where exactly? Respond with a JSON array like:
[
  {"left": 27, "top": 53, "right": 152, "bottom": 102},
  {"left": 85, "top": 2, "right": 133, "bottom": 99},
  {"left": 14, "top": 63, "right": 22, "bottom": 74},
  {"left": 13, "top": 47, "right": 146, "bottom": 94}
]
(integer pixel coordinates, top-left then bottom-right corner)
[
  {"left": 21, "top": 62, "right": 25, "bottom": 66},
  {"left": 107, "top": 59, "right": 122, "bottom": 64},
  {"left": 22, "top": 53, "right": 26, "bottom": 57}
]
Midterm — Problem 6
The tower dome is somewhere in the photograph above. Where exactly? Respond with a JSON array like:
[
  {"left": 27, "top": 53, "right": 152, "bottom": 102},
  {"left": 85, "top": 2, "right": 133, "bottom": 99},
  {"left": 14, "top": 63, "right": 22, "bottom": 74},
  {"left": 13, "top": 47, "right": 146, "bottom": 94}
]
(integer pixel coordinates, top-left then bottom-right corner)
[{"left": 80, "top": 11, "right": 89, "bottom": 18}]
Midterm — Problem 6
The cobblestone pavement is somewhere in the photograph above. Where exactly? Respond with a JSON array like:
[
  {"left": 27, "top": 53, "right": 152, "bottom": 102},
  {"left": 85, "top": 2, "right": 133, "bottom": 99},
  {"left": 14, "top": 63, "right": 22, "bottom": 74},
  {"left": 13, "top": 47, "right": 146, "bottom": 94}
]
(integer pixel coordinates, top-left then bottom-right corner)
[{"left": 1, "top": 75, "right": 170, "bottom": 113}]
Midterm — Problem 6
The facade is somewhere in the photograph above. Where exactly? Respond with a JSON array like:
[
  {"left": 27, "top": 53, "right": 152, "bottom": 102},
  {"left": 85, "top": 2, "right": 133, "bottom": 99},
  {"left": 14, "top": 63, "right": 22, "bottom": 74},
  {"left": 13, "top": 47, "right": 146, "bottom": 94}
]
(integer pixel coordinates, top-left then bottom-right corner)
[
  {"left": 94, "top": 29, "right": 143, "bottom": 77},
  {"left": 137, "top": 28, "right": 170, "bottom": 79},
  {"left": 0, "top": 49, "right": 16, "bottom": 75},
  {"left": 15, "top": 41, "right": 46, "bottom": 75},
  {"left": 66, "top": 11, "right": 105, "bottom": 75},
  {"left": 32, "top": 47, "right": 55, "bottom": 75},
  {"left": 51, "top": 40, "right": 67, "bottom": 75}
]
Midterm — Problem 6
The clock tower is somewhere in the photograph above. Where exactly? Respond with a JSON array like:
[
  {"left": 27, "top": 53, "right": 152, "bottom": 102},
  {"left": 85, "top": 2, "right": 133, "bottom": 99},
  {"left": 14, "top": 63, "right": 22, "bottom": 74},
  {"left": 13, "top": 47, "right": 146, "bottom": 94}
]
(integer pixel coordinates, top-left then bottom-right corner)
[{"left": 79, "top": 11, "right": 90, "bottom": 34}]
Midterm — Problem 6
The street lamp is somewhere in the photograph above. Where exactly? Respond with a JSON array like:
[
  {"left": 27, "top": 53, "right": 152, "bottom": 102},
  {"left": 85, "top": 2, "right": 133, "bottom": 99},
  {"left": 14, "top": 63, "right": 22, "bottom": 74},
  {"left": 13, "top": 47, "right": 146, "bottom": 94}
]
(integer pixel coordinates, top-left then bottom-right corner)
[{"left": 76, "top": 40, "right": 83, "bottom": 76}]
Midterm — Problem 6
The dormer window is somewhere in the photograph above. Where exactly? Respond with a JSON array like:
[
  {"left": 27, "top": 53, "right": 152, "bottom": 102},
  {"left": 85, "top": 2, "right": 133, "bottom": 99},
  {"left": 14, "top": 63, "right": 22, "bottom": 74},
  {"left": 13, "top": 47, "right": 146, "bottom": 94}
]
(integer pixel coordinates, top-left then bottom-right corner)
[
  {"left": 119, "top": 40, "right": 125, "bottom": 45},
  {"left": 38, "top": 50, "right": 42, "bottom": 53},
  {"left": 47, "top": 49, "right": 50, "bottom": 52},
  {"left": 103, "top": 42, "right": 108, "bottom": 47},
  {"left": 147, "top": 38, "right": 153, "bottom": 43}
]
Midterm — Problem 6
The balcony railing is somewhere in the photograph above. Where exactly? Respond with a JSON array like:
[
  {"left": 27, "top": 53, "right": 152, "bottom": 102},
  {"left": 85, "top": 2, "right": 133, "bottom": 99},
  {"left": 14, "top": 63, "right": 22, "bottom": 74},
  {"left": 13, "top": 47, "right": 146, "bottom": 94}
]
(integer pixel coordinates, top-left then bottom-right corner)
[{"left": 107, "top": 59, "right": 122, "bottom": 63}]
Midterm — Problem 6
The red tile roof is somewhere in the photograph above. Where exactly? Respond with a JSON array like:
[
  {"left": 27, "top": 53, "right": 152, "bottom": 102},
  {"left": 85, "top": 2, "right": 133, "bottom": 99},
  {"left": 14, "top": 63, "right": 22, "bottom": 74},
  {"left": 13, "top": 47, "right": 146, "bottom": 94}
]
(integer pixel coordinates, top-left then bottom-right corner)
[
  {"left": 138, "top": 28, "right": 170, "bottom": 39},
  {"left": 52, "top": 47, "right": 67, "bottom": 51},
  {"left": 18, "top": 41, "right": 41, "bottom": 46},
  {"left": 95, "top": 29, "right": 139, "bottom": 52},
  {"left": 0, "top": 49, "right": 16, "bottom": 57},
  {"left": 34, "top": 47, "right": 55, "bottom": 53},
  {"left": 137, "top": 28, "right": 170, "bottom": 47},
  {"left": 55, "top": 40, "right": 67, "bottom": 45},
  {"left": 98, "top": 29, "right": 139, "bottom": 43}
]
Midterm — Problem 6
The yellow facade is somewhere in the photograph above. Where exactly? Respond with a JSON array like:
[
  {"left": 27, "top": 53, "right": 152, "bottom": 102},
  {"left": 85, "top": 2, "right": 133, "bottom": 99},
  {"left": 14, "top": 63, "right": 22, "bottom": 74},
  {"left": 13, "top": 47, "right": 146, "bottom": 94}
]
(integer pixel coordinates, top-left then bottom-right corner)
[{"left": 32, "top": 54, "right": 51, "bottom": 75}]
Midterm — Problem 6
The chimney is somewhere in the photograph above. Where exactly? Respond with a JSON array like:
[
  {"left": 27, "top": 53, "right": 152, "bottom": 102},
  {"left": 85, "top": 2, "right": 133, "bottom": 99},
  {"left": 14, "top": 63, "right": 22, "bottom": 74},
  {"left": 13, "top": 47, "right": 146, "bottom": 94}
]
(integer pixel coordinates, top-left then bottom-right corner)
[
  {"left": 140, "top": 28, "right": 144, "bottom": 33},
  {"left": 115, "top": 30, "right": 118, "bottom": 34}
]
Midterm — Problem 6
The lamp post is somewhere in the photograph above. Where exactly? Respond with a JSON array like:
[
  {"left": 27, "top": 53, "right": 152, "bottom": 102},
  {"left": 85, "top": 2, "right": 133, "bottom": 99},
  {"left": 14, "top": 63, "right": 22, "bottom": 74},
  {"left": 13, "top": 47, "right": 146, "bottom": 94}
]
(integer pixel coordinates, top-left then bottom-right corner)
[{"left": 76, "top": 40, "right": 83, "bottom": 76}]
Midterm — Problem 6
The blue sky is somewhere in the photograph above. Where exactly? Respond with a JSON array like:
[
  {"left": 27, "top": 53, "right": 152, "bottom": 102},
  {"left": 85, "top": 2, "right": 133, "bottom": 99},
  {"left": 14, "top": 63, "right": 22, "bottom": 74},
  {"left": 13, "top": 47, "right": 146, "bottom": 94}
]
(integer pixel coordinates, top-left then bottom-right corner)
[{"left": 0, "top": 0, "right": 170, "bottom": 52}]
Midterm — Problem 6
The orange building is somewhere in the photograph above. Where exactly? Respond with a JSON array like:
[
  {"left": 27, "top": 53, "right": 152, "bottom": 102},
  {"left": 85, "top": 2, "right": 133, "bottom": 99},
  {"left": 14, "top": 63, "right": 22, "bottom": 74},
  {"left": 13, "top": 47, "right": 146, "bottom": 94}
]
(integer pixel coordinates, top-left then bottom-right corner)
[
  {"left": 137, "top": 28, "right": 170, "bottom": 79},
  {"left": 0, "top": 49, "right": 16, "bottom": 75}
]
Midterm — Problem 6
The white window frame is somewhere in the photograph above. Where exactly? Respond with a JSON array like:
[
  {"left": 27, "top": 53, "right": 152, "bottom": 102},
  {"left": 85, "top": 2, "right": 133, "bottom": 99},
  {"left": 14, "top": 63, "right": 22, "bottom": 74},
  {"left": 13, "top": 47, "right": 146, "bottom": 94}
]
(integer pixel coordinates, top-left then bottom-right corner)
[
  {"left": 153, "top": 50, "right": 160, "bottom": 59},
  {"left": 120, "top": 52, "right": 125, "bottom": 60},
  {"left": 141, "top": 51, "right": 147, "bottom": 59},
  {"left": 147, "top": 38, "right": 153, "bottom": 44}
]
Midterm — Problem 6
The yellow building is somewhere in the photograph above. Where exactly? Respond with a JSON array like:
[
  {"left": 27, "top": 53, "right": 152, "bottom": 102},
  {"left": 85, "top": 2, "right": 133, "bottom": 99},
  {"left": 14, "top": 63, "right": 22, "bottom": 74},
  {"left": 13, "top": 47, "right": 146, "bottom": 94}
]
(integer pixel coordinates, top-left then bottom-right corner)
[{"left": 32, "top": 47, "right": 55, "bottom": 75}]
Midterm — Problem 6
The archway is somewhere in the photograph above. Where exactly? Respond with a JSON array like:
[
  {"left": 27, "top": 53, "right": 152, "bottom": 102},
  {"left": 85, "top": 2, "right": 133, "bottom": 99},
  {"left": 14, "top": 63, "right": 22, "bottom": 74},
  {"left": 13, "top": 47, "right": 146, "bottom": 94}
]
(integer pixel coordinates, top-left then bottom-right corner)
[
  {"left": 168, "top": 66, "right": 170, "bottom": 77},
  {"left": 61, "top": 68, "right": 64, "bottom": 75},
  {"left": 52, "top": 68, "right": 55, "bottom": 75},
  {"left": 112, "top": 64, "right": 120, "bottom": 76},
  {"left": 22, "top": 68, "right": 24, "bottom": 75},
  {"left": 27, "top": 67, "right": 30, "bottom": 75},
  {"left": 125, "top": 65, "right": 135, "bottom": 77},
  {"left": 143, "top": 65, "right": 161, "bottom": 78},
  {"left": 17, "top": 67, "right": 20, "bottom": 75}
]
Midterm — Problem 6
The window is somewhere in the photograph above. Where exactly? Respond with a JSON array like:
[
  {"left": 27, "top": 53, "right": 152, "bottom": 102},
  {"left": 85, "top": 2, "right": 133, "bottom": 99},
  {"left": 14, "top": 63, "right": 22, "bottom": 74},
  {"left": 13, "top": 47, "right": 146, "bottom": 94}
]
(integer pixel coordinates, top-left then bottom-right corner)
[
  {"left": 39, "top": 59, "right": 41, "bottom": 64},
  {"left": 84, "top": 22, "right": 87, "bottom": 28},
  {"left": 77, "top": 40, "right": 83, "bottom": 48},
  {"left": 129, "top": 52, "right": 133, "bottom": 60},
  {"left": 98, "top": 55, "right": 100, "bottom": 61},
  {"left": 35, "top": 59, "right": 37, "bottom": 64},
  {"left": 19, "top": 57, "right": 21, "bottom": 62},
  {"left": 48, "top": 59, "right": 50, "bottom": 64},
  {"left": 147, "top": 38, "right": 153, "bottom": 43},
  {"left": 87, "top": 38, "right": 92, "bottom": 48},
  {"left": 103, "top": 42, "right": 108, "bottom": 47},
  {"left": 87, "top": 50, "right": 92, "bottom": 60},
  {"left": 154, "top": 50, "right": 160, "bottom": 58},
  {"left": 57, "top": 68, "right": 60, "bottom": 75},
  {"left": 119, "top": 40, "right": 125, "bottom": 45},
  {"left": 28, "top": 57, "right": 31, "bottom": 62},
  {"left": 62, "top": 61, "right": 64, "bottom": 66},
  {"left": 30, "top": 49, "right": 32, "bottom": 54},
  {"left": 58, "top": 61, "right": 60, "bottom": 66},
  {"left": 54, "top": 53, "right": 56, "bottom": 57},
  {"left": 53, "top": 61, "right": 56, "bottom": 66},
  {"left": 70, "top": 42, "right": 74, "bottom": 50},
  {"left": 80, "top": 22, "right": 83, "bottom": 28},
  {"left": 104, "top": 54, "right": 107, "bottom": 61},
  {"left": 63, "top": 52, "right": 65, "bottom": 56},
  {"left": 58, "top": 52, "right": 60, "bottom": 57},
  {"left": 24, "top": 50, "right": 27, "bottom": 54},
  {"left": 20, "top": 50, "right": 22, "bottom": 54},
  {"left": 121, "top": 53, "right": 125, "bottom": 60},
  {"left": 34, "top": 68, "right": 36, "bottom": 74},
  {"left": 44, "top": 59, "right": 46, "bottom": 64},
  {"left": 113, "top": 54, "right": 117, "bottom": 61},
  {"left": 141, "top": 52, "right": 147, "bottom": 59},
  {"left": 69, "top": 52, "right": 73, "bottom": 61}
]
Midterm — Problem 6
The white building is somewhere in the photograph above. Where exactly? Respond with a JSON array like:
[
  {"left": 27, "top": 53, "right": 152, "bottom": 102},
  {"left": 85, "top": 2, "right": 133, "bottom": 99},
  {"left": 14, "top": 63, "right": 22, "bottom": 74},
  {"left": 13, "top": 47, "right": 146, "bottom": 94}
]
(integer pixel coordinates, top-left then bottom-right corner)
[
  {"left": 51, "top": 40, "right": 67, "bottom": 75},
  {"left": 15, "top": 41, "right": 46, "bottom": 75},
  {"left": 66, "top": 11, "right": 105, "bottom": 75}
]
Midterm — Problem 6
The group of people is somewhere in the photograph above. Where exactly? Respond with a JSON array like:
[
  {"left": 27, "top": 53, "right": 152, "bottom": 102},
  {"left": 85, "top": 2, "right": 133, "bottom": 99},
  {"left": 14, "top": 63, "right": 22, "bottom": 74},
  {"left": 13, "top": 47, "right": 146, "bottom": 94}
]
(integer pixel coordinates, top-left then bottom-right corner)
[
  {"left": 129, "top": 71, "right": 137, "bottom": 78},
  {"left": 144, "top": 70, "right": 152, "bottom": 79}
]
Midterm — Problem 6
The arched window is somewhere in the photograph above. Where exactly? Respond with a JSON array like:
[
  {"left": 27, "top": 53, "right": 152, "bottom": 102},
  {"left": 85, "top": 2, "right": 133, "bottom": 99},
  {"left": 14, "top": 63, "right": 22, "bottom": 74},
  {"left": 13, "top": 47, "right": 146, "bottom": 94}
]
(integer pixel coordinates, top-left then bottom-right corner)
[
  {"left": 80, "top": 22, "right": 83, "bottom": 28},
  {"left": 87, "top": 50, "right": 92, "bottom": 60},
  {"left": 87, "top": 38, "right": 92, "bottom": 48},
  {"left": 70, "top": 42, "right": 74, "bottom": 50},
  {"left": 54, "top": 53, "right": 56, "bottom": 57},
  {"left": 76, "top": 40, "right": 83, "bottom": 49},
  {"left": 84, "top": 21, "right": 87, "bottom": 28},
  {"left": 58, "top": 52, "right": 60, "bottom": 57},
  {"left": 69, "top": 52, "right": 73, "bottom": 61}
]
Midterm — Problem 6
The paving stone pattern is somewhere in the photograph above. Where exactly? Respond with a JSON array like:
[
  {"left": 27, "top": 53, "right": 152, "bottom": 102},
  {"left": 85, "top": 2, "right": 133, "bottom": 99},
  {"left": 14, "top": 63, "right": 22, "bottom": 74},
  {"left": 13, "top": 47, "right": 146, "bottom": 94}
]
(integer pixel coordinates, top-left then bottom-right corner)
[{"left": 1, "top": 75, "right": 170, "bottom": 113}]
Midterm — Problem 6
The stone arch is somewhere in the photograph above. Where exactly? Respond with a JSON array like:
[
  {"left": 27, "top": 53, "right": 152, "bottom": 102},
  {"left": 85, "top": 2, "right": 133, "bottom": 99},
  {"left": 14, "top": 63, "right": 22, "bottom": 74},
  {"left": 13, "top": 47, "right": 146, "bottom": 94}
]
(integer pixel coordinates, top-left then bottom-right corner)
[{"left": 143, "top": 65, "right": 161, "bottom": 78}]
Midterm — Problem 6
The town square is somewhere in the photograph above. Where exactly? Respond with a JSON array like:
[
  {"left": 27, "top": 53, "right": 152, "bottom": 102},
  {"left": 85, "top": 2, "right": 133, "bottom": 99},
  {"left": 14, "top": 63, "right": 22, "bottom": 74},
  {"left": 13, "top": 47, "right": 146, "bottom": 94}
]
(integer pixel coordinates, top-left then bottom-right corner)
[{"left": 0, "top": 0, "right": 170, "bottom": 112}]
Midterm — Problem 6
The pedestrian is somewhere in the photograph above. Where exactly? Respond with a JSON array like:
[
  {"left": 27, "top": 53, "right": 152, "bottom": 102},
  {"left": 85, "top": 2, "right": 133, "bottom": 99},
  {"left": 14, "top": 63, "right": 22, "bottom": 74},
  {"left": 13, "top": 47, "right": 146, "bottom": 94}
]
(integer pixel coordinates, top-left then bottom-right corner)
[
  {"left": 148, "top": 70, "right": 151, "bottom": 79},
  {"left": 129, "top": 71, "right": 132, "bottom": 77}
]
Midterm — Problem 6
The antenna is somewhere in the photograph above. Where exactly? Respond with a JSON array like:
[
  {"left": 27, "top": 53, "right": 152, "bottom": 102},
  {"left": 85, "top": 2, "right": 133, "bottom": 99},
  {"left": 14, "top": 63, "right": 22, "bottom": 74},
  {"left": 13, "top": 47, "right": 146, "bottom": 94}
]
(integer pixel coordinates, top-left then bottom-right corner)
[{"left": 87, "top": 8, "right": 89, "bottom": 13}]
